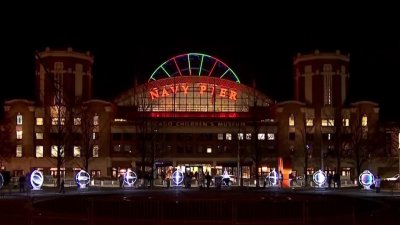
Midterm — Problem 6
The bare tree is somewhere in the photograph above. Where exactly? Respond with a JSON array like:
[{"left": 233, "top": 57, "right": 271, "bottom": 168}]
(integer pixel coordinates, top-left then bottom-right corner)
[
  {"left": 35, "top": 52, "right": 75, "bottom": 188},
  {"left": 76, "top": 104, "right": 99, "bottom": 172},
  {"left": 0, "top": 117, "right": 14, "bottom": 165},
  {"left": 343, "top": 112, "right": 378, "bottom": 185}
]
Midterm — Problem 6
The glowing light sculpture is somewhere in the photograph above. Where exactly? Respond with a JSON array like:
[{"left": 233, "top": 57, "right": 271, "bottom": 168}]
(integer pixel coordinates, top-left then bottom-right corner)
[
  {"left": 123, "top": 169, "right": 137, "bottom": 187},
  {"left": 359, "top": 170, "right": 374, "bottom": 190},
  {"left": 30, "top": 169, "right": 44, "bottom": 190},
  {"left": 75, "top": 170, "right": 90, "bottom": 189},
  {"left": 0, "top": 173, "right": 4, "bottom": 189},
  {"left": 172, "top": 170, "right": 184, "bottom": 186},
  {"left": 313, "top": 170, "right": 327, "bottom": 188},
  {"left": 268, "top": 169, "right": 278, "bottom": 186}
]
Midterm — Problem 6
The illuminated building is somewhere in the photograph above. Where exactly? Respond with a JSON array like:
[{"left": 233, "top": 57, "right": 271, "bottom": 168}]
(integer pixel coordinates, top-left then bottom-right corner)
[{"left": 2, "top": 48, "right": 398, "bottom": 185}]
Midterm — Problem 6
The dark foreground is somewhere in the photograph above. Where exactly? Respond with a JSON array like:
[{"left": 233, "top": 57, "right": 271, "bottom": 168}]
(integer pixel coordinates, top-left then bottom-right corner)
[{"left": 1, "top": 188, "right": 399, "bottom": 225}]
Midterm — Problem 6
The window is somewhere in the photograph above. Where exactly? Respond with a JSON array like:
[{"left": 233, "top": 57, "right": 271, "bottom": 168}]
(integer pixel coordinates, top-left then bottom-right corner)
[
  {"left": 217, "top": 133, "right": 223, "bottom": 140},
  {"left": 123, "top": 145, "right": 131, "bottom": 153},
  {"left": 362, "top": 114, "right": 368, "bottom": 127},
  {"left": 322, "top": 119, "right": 334, "bottom": 126},
  {"left": 93, "top": 114, "right": 99, "bottom": 126},
  {"left": 289, "top": 114, "right": 295, "bottom": 126},
  {"left": 91, "top": 170, "right": 101, "bottom": 177},
  {"left": 36, "top": 132, "right": 44, "bottom": 140},
  {"left": 342, "top": 118, "right": 350, "bottom": 127},
  {"left": 74, "top": 146, "right": 81, "bottom": 157},
  {"left": 92, "top": 132, "right": 99, "bottom": 140},
  {"left": 246, "top": 133, "right": 252, "bottom": 140},
  {"left": 93, "top": 145, "right": 99, "bottom": 157},
  {"left": 74, "top": 117, "right": 81, "bottom": 125},
  {"left": 113, "top": 145, "right": 121, "bottom": 152},
  {"left": 207, "top": 147, "right": 212, "bottom": 153},
  {"left": 16, "top": 145, "right": 22, "bottom": 157},
  {"left": 328, "top": 133, "right": 331, "bottom": 140},
  {"left": 36, "top": 117, "right": 44, "bottom": 125},
  {"left": 306, "top": 119, "right": 313, "bottom": 127},
  {"left": 16, "top": 131, "right": 23, "bottom": 139},
  {"left": 289, "top": 132, "right": 295, "bottom": 140},
  {"left": 36, "top": 146, "right": 43, "bottom": 158},
  {"left": 52, "top": 117, "right": 65, "bottom": 125},
  {"left": 17, "top": 113, "right": 23, "bottom": 125},
  {"left": 237, "top": 133, "right": 244, "bottom": 140},
  {"left": 267, "top": 133, "right": 275, "bottom": 140},
  {"left": 226, "top": 133, "right": 232, "bottom": 140},
  {"left": 51, "top": 145, "right": 64, "bottom": 157},
  {"left": 258, "top": 133, "right": 265, "bottom": 140}
]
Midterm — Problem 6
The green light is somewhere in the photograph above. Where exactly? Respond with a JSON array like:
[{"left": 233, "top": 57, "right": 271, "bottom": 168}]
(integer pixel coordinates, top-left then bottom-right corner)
[
  {"left": 199, "top": 54, "right": 204, "bottom": 76},
  {"left": 161, "top": 65, "right": 170, "bottom": 77}
]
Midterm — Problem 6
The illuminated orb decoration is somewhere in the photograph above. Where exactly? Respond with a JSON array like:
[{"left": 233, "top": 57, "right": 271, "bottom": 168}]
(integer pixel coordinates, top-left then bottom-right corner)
[
  {"left": 268, "top": 169, "right": 278, "bottom": 186},
  {"left": 0, "top": 173, "right": 4, "bottom": 189},
  {"left": 313, "top": 170, "right": 327, "bottom": 188},
  {"left": 172, "top": 170, "right": 184, "bottom": 186},
  {"left": 123, "top": 169, "right": 137, "bottom": 187},
  {"left": 75, "top": 170, "right": 90, "bottom": 188},
  {"left": 30, "top": 170, "right": 44, "bottom": 190},
  {"left": 359, "top": 170, "right": 375, "bottom": 190},
  {"left": 148, "top": 53, "right": 240, "bottom": 83}
]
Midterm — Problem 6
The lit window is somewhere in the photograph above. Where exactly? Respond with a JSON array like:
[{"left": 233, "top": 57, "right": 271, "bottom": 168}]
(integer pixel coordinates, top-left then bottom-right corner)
[
  {"left": 362, "top": 114, "right": 368, "bottom": 127},
  {"left": 306, "top": 119, "right": 313, "bottom": 126},
  {"left": 92, "top": 132, "right": 98, "bottom": 140},
  {"left": 217, "top": 133, "right": 223, "bottom": 140},
  {"left": 36, "top": 146, "right": 43, "bottom": 158},
  {"left": 267, "top": 133, "right": 275, "bottom": 140},
  {"left": 246, "top": 133, "right": 252, "bottom": 140},
  {"left": 74, "top": 117, "right": 81, "bottom": 125},
  {"left": 237, "top": 133, "right": 244, "bottom": 140},
  {"left": 74, "top": 146, "right": 81, "bottom": 157},
  {"left": 289, "top": 114, "right": 295, "bottom": 126},
  {"left": 258, "top": 133, "right": 265, "bottom": 140},
  {"left": 93, "top": 145, "right": 99, "bottom": 157},
  {"left": 207, "top": 147, "right": 212, "bottom": 153},
  {"left": 36, "top": 117, "right": 43, "bottom": 125},
  {"left": 16, "top": 130, "right": 23, "bottom": 139},
  {"left": 93, "top": 114, "right": 99, "bottom": 126},
  {"left": 51, "top": 117, "right": 65, "bottom": 125},
  {"left": 322, "top": 119, "right": 334, "bottom": 126},
  {"left": 17, "top": 113, "right": 23, "bottom": 125},
  {"left": 51, "top": 145, "right": 64, "bottom": 157},
  {"left": 226, "top": 133, "right": 232, "bottom": 140},
  {"left": 328, "top": 133, "right": 331, "bottom": 140},
  {"left": 36, "top": 132, "right": 43, "bottom": 139},
  {"left": 16, "top": 145, "right": 22, "bottom": 157},
  {"left": 342, "top": 118, "right": 350, "bottom": 127}
]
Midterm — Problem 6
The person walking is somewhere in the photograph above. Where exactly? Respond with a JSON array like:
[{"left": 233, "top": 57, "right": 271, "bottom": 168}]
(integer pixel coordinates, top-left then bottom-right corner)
[
  {"left": 375, "top": 175, "right": 381, "bottom": 193},
  {"left": 59, "top": 179, "right": 65, "bottom": 194}
]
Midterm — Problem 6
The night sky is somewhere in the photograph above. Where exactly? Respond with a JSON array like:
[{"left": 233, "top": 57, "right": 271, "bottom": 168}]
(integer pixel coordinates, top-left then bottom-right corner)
[{"left": 1, "top": 5, "right": 399, "bottom": 121}]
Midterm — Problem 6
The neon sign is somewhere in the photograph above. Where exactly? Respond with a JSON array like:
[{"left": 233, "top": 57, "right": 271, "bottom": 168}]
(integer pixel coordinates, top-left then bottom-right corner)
[
  {"left": 359, "top": 170, "right": 374, "bottom": 190},
  {"left": 75, "top": 170, "right": 90, "bottom": 188},
  {"left": 30, "top": 170, "right": 44, "bottom": 190},
  {"left": 149, "top": 83, "right": 237, "bottom": 101},
  {"left": 313, "top": 170, "right": 327, "bottom": 188},
  {"left": 123, "top": 169, "right": 137, "bottom": 187}
]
